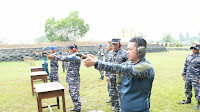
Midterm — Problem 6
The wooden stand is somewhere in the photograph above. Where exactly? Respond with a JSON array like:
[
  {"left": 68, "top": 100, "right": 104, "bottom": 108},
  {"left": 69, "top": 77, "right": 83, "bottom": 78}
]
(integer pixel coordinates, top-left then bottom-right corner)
[
  {"left": 30, "top": 71, "right": 47, "bottom": 96},
  {"left": 35, "top": 82, "right": 66, "bottom": 112},
  {"left": 30, "top": 66, "right": 43, "bottom": 72}
]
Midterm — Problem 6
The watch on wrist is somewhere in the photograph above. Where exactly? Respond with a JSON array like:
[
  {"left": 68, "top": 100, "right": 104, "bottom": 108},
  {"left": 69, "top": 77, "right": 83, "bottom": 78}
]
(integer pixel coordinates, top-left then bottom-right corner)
[{"left": 94, "top": 61, "right": 98, "bottom": 68}]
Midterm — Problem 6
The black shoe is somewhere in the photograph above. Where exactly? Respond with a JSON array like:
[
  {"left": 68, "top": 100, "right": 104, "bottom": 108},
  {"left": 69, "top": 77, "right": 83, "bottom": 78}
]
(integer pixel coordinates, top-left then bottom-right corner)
[
  {"left": 70, "top": 108, "right": 81, "bottom": 112},
  {"left": 112, "top": 107, "right": 120, "bottom": 112},
  {"left": 196, "top": 102, "right": 200, "bottom": 110},
  {"left": 181, "top": 98, "right": 191, "bottom": 104},
  {"left": 98, "top": 77, "right": 103, "bottom": 80},
  {"left": 106, "top": 100, "right": 111, "bottom": 103},
  {"left": 70, "top": 108, "right": 75, "bottom": 111}
]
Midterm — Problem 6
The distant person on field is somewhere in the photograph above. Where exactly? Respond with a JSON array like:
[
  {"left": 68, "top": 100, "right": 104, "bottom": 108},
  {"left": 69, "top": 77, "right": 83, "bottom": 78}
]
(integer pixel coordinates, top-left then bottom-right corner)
[
  {"left": 97, "top": 43, "right": 104, "bottom": 80},
  {"left": 181, "top": 44, "right": 200, "bottom": 110}
]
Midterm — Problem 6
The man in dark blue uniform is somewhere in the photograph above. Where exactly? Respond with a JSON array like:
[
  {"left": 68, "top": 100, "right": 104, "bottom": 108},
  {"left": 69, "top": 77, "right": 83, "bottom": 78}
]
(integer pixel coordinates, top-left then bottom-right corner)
[
  {"left": 49, "top": 46, "right": 59, "bottom": 82},
  {"left": 97, "top": 43, "right": 104, "bottom": 80},
  {"left": 108, "top": 38, "right": 127, "bottom": 111},
  {"left": 181, "top": 44, "right": 200, "bottom": 109}
]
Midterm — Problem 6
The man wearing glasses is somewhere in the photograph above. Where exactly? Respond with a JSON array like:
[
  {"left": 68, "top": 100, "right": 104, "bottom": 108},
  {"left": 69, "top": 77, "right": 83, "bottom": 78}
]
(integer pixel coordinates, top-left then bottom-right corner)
[{"left": 181, "top": 44, "right": 200, "bottom": 110}]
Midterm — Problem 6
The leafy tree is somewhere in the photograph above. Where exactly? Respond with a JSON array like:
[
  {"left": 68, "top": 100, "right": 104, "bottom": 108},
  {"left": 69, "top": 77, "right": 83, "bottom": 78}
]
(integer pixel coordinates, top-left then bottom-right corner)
[
  {"left": 162, "top": 33, "right": 174, "bottom": 43},
  {"left": 34, "top": 36, "right": 49, "bottom": 43},
  {"left": 45, "top": 11, "right": 89, "bottom": 42}
]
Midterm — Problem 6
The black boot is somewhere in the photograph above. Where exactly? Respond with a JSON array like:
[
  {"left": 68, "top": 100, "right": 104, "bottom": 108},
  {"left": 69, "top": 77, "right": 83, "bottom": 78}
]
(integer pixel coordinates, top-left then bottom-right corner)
[
  {"left": 70, "top": 108, "right": 75, "bottom": 111},
  {"left": 196, "top": 101, "right": 200, "bottom": 110},
  {"left": 181, "top": 98, "right": 191, "bottom": 104},
  {"left": 98, "top": 76, "right": 104, "bottom": 80}
]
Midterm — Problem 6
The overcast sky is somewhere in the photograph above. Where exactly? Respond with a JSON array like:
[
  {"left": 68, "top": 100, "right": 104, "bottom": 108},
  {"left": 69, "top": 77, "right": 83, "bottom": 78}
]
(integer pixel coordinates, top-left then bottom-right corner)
[{"left": 0, "top": 0, "right": 200, "bottom": 44}]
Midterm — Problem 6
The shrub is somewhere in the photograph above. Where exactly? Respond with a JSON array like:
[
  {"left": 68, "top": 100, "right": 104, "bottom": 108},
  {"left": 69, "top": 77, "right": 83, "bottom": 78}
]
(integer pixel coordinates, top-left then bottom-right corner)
[
  {"left": 176, "top": 43, "right": 179, "bottom": 47},
  {"left": 165, "top": 42, "right": 168, "bottom": 47},
  {"left": 180, "top": 43, "right": 183, "bottom": 47}
]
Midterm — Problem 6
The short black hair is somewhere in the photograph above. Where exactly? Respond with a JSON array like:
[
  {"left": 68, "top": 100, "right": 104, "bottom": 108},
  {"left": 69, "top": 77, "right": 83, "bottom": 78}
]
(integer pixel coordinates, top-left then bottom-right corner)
[
  {"left": 68, "top": 44, "right": 78, "bottom": 50},
  {"left": 129, "top": 37, "right": 147, "bottom": 48}
]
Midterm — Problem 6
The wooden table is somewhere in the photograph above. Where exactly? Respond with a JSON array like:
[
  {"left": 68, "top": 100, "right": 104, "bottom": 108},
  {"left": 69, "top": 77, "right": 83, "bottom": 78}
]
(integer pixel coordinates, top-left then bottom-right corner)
[
  {"left": 30, "top": 66, "right": 43, "bottom": 72},
  {"left": 30, "top": 71, "right": 47, "bottom": 96},
  {"left": 35, "top": 82, "right": 66, "bottom": 112}
]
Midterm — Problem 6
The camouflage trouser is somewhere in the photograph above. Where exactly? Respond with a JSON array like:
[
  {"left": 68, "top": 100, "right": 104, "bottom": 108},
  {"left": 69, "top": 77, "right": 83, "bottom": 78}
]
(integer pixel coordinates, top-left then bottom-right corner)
[
  {"left": 107, "top": 79, "right": 111, "bottom": 96},
  {"left": 99, "top": 70, "right": 104, "bottom": 78},
  {"left": 50, "top": 68, "right": 59, "bottom": 82},
  {"left": 185, "top": 80, "right": 200, "bottom": 101},
  {"left": 109, "top": 75, "right": 120, "bottom": 109},
  {"left": 62, "top": 61, "right": 65, "bottom": 72},
  {"left": 42, "top": 62, "right": 49, "bottom": 76},
  {"left": 69, "top": 83, "right": 81, "bottom": 111}
]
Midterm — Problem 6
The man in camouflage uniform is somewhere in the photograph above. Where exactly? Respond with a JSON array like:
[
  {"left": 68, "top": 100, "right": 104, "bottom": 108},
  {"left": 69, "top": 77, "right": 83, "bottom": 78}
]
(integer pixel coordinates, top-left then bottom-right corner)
[
  {"left": 61, "top": 48, "right": 69, "bottom": 72},
  {"left": 48, "top": 44, "right": 81, "bottom": 112},
  {"left": 49, "top": 46, "right": 59, "bottom": 82},
  {"left": 109, "top": 38, "right": 127, "bottom": 111},
  {"left": 181, "top": 44, "right": 200, "bottom": 109},
  {"left": 97, "top": 43, "right": 104, "bottom": 80},
  {"left": 104, "top": 41, "right": 113, "bottom": 103}
]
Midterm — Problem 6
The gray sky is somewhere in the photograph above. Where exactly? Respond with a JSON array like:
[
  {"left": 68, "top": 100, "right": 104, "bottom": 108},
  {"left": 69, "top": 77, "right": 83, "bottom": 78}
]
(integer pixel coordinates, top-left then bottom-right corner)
[{"left": 0, "top": 0, "right": 200, "bottom": 44}]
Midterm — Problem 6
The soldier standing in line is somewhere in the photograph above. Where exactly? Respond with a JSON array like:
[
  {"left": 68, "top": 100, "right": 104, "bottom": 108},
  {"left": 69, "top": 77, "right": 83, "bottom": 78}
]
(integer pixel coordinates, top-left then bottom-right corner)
[
  {"left": 49, "top": 46, "right": 59, "bottom": 82},
  {"left": 109, "top": 38, "right": 128, "bottom": 111},
  {"left": 48, "top": 44, "right": 81, "bottom": 112},
  {"left": 61, "top": 48, "right": 67, "bottom": 72},
  {"left": 33, "top": 47, "right": 49, "bottom": 78},
  {"left": 65, "top": 47, "right": 70, "bottom": 71},
  {"left": 104, "top": 41, "right": 113, "bottom": 103},
  {"left": 97, "top": 43, "right": 104, "bottom": 80},
  {"left": 181, "top": 44, "right": 200, "bottom": 110}
]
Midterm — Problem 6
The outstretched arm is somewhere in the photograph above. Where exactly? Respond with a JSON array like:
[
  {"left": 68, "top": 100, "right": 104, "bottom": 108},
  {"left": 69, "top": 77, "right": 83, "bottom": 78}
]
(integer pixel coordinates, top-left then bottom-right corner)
[{"left": 82, "top": 54, "right": 154, "bottom": 79}]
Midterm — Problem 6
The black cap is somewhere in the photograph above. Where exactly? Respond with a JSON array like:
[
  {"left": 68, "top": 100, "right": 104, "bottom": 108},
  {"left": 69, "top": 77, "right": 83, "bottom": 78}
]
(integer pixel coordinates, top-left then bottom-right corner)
[
  {"left": 111, "top": 38, "right": 121, "bottom": 44},
  {"left": 190, "top": 44, "right": 200, "bottom": 50}
]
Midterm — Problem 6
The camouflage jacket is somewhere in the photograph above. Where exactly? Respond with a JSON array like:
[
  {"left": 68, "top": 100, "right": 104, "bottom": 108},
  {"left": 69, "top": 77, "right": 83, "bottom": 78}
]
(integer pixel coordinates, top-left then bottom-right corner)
[
  {"left": 108, "top": 48, "right": 128, "bottom": 77},
  {"left": 97, "top": 48, "right": 104, "bottom": 60},
  {"left": 182, "top": 53, "right": 200, "bottom": 80},
  {"left": 104, "top": 50, "right": 113, "bottom": 77},
  {"left": 50, "top": 52, "right": 59, "bottom": 70},
  {"left": 54, "top": 55, "right": 81, "bottom": 84},
  {"left": 109, "top": 48, "right": 127, "bottom": 64}
]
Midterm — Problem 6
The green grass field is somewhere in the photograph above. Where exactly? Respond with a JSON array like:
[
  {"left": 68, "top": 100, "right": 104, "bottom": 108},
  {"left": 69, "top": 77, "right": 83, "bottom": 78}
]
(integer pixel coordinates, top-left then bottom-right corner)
[{"left": 0, "top": 51, "right": 199, "bottom": 112}]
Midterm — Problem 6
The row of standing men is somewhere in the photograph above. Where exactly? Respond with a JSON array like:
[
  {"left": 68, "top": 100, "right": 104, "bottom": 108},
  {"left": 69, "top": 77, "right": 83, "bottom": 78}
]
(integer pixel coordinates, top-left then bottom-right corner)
[
  {"left": 34, "top": 38, "right": 126, "bottom": 112},
  {"left": 34, "top": 44, "right": 82, "bottom": 112}
]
